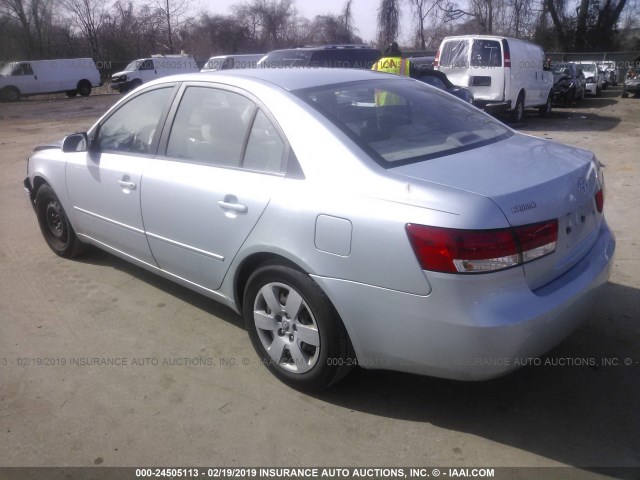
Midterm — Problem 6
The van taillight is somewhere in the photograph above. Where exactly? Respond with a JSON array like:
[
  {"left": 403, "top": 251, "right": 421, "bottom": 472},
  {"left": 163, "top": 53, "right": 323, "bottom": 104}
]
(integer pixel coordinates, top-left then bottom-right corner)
[
  {"left": 434, "top": 49, "right": 440, "bottom": 68},
  {"left": 502, "top": 40, "right": 511, "bottom": 68},
  {"left": 406, "top": 220, "right": 558, "bottom": 274}
]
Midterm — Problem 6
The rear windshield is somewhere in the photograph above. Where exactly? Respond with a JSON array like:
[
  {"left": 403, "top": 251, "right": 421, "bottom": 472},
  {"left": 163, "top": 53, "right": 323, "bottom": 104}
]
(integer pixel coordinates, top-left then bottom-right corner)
[
  {"left": 471, "top": 40, "right": 502, "bottom": 67},
  {"left": 296, "top": 79, "right": 511, "bottom": 167},
  {"left": 309, "top": 49, "right": 381, "bottom": 69}
]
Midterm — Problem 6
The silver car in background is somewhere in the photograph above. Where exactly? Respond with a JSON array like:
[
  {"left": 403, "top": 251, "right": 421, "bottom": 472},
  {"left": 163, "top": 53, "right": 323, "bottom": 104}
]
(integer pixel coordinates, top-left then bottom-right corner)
[{"left": 24, "top": 69, "right": 615, "bottom": 390}]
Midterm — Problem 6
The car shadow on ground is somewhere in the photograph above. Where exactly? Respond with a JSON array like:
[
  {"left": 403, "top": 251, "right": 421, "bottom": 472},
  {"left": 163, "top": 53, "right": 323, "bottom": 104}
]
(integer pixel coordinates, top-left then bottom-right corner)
[
  {"left": 74, "top": 247, "right": 246, "bottom": 330},
  {"left": 75, "top": 247, "right": 640, "bottom": 476},
  {"left": 313, "top": 280, "right": 640, "bottom": 478}
]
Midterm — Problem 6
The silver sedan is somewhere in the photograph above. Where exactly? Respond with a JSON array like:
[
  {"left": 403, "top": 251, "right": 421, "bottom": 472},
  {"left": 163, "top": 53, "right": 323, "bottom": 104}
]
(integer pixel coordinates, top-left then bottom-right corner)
[{"left": 24, "top": 68, "right": 615, "bottom": 390}]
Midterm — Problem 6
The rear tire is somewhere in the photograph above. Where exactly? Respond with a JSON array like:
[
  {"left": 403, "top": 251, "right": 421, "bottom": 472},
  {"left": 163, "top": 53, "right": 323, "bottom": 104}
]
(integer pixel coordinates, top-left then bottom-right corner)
[
  {"left": 77, "top": 81, "right": 92, "bottom": 97},
  {"left": 243, "top": 263, "right": 354, "bottom": 391},
  {"left": 539, "top": 92, "right": 552, "bottom": 118},
  {"left": 35, "top": 184, "right": 84, "bottom": 258},
  {"left": 621, "top": 91, "right": 629, "bottom": 98},
  {"left": 512, "top": 93, "right": 525, "bottom": 123}
]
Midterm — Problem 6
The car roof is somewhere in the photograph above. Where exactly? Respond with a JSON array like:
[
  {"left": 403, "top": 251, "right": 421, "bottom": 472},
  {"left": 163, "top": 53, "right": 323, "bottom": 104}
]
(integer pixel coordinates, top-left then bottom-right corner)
[
  {"left": 268, "top": 45, "right": 378, "bottom": 52},
  {"left": 163, "top": 68, "right": 393, "bottom": 92}
]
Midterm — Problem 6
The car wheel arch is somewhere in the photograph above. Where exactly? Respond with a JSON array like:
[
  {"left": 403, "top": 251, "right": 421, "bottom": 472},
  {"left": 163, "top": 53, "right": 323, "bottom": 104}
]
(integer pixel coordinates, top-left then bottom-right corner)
[{"left": 234, "top": 252, "right": 310, "bottom": 314}]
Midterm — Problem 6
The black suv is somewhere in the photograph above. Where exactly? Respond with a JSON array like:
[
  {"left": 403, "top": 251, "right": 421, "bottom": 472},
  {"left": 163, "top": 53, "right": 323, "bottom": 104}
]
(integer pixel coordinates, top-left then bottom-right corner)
[{"left": 258, "top": 45, "right": 382, "bottom": 70}]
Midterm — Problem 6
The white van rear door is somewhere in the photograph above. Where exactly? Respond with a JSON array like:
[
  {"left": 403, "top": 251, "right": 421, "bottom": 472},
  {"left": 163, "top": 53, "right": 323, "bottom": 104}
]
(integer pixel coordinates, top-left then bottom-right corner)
[
  {"left": 437, "top": 38, "right": 471, "bottom": 87},
  {"left": 467, "top": 38, "right": 505, "bottom": 102}
]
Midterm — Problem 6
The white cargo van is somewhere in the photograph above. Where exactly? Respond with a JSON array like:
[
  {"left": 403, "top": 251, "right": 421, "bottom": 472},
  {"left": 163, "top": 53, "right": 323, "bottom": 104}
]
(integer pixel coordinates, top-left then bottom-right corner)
[
  {"left": 110, "top": 54, "right": 199, "bottom": 93},
  {"left": 201, "top": 54, "right": 265, "bottom": 72},
  {"left": 0, "top": 58, "right": 101, "bottom": 101},
  {"left": 435, "top": 35, "right": 553, "bottom": 122}
]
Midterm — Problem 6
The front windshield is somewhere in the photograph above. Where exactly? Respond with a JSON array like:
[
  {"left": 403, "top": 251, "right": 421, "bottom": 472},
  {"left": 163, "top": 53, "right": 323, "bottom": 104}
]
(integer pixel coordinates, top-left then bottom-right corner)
[
  {"left": 0, "top": 62, "right": 15, "bottom": 77},
  {"left": 581, "top": 64, "right": 596, "bottom": 74},
  {"left": 552, "top": 64, "right": 570, "bottom": 75},
  {"left": 125, "top": 60, "right": 141, "bottom": 71},
  {"left": 296, "top": 79, "right": 511, "bottom": 167}
]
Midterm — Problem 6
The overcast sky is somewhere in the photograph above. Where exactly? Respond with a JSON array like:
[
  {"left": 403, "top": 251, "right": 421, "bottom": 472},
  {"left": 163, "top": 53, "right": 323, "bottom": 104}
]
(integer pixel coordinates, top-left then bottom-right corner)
[{"left": 202, "top": 0, "right": 390, "bottom": 44}]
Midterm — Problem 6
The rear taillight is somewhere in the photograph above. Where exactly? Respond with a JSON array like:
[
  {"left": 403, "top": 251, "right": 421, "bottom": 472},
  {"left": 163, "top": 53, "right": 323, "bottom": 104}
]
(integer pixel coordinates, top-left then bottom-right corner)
[
  {"left": 595, "top": 189, "right": 604, "bottom": 213},
  {"left": 434, "top": 49, "right": 440, "bottom": 69},
  {"left": 502, "top": 39, "right": 511, "bottom": 68},
  {"left": 406, "top": 220, "right": 558, "bottom": 274},
  {"left": 514, "top": 221, "right": 558, "bottom": 263}
]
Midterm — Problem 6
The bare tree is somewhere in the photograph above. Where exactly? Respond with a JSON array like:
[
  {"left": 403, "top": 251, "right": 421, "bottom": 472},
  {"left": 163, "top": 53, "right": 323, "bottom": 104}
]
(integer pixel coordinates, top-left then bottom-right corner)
[
  {"left": 410, "top": 0, "right": 440, "bottom": 49},
  {"left": 442, "top": 0, "right": 499, "bottom": 34},
  {"left": 232, "top": 0, "right": 297, "bottom": 50},
  {"left": 153, "top": 0, "right": 192, "bottom": 52},
  {"left": 544, "top": 0, "right": 629, "bottom": 50},
  {"left": 62, "top": 0, "right": 105, "bottom": 57},
  {"left": 0, "top": 0, "right": 54, "bottom": 57},
  {"left": 377, "top": 0, "right": 400, "bottom": 47},
  {"left": 341, "top": 0, "right": 354, "bottom": 38}
]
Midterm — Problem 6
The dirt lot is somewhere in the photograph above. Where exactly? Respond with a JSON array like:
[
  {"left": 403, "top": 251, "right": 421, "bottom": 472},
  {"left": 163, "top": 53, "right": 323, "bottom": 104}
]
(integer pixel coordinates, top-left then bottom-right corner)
[{"left": 0, "top": 88, "right": 639, "bottom": 477}]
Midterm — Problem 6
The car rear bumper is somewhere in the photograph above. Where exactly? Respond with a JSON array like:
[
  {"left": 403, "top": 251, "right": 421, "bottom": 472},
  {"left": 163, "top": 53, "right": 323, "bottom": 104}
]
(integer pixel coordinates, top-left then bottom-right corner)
[
  {"left": 623, "top": 82, "right": 640, "bottom": 93},
  {"left": 585, "top": 83, "right": 598, "bottom": 94},
  {"left": 473, "top": 100, "right": 511, "bottom": 113},
  {"left": 313, "top": 220, "right": 615, "bottom": 380}
]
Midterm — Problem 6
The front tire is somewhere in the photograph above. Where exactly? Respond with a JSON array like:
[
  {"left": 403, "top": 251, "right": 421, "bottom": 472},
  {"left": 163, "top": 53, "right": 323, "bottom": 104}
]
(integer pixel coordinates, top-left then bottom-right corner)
[
  {"left": 35, "top": 184, "right": 84, "bottom": 258},
  {"left": 243, "top": 264, "right": 354, "bottom": 391},
  {"left": 1, "top": 86, "right": 20, "bottom": 102}
]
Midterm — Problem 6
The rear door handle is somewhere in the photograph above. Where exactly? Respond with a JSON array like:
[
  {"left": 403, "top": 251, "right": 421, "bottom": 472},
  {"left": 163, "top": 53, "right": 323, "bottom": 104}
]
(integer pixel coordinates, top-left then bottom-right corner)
[
  {"left": 118, "top": 180, "right": 136, "bottom": 190},
  {"left": 217, "top": 200, "right": 247, "bottom": 213}
]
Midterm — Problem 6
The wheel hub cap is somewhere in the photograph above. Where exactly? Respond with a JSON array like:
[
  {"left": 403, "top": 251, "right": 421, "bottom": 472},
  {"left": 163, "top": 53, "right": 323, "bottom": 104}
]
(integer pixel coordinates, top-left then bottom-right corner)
[{"left": 253, "top": 282, "right": 320, "bottom": 374}]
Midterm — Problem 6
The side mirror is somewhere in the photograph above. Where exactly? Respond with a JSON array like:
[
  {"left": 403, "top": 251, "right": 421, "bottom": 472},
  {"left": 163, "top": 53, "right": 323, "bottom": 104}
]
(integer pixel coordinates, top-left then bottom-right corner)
[{"left": 62, "top": 132, "right": 89, "bottom": 153}]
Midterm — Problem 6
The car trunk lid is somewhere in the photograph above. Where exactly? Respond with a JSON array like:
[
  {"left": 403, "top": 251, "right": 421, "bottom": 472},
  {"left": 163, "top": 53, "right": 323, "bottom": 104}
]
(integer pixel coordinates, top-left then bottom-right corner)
[{"left": 391, "top": 134, "right": 604, "bottom": 290}]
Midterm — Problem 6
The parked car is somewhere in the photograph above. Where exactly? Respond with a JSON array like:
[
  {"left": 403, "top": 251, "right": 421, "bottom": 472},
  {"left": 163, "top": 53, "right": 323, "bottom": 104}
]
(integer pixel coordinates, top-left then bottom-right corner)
[
  {"left": 597, "top": 61, "right": 619, "bottom": 86},
  {"left": 258, "top": 45, "right": 381, "bottom": 69},
  {"left": 435, "top": 35, "right": 554, "bottom": 121},
  {"left": 551, "top": 62, "right": 586, "bottom": 105},
  {"left": 201, "top": 54, "right": 265, "bottom": 72},
  {"left": 413, "top": 68, "right": 474, "bottom": 103},
  {"left": 621, "top": 67, "right": 640, "bottom": 98},
  {"left": 0, "top": 58, "right": 101, "bottom": 101},
  {"left": 110, "top": 54, "right": 198, "bottom": 93},
  {"left": 575, "top": 61, "right": 605, "bottom": 96},
  {"left": 24, "top": 69, "right": 615, "bottom": 390},
  {"left": 408, "top": 55, "right": 436, "bottom": 72}
]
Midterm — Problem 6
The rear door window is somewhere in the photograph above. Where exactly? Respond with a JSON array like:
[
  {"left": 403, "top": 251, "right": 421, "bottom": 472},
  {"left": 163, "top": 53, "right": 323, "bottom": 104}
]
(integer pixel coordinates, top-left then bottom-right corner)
[{"left": 471, "top": 40, "right": 502, "bottom": 67}]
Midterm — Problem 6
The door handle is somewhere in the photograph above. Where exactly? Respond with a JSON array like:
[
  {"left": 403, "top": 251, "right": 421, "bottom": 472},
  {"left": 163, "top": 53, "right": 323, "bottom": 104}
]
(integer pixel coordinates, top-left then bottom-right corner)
[
  {"left": 217, "top": 200, "right": 247, "bottom": 213},
  {"left": 118, "top": 180, "right": 136, "bottom": 190}
]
